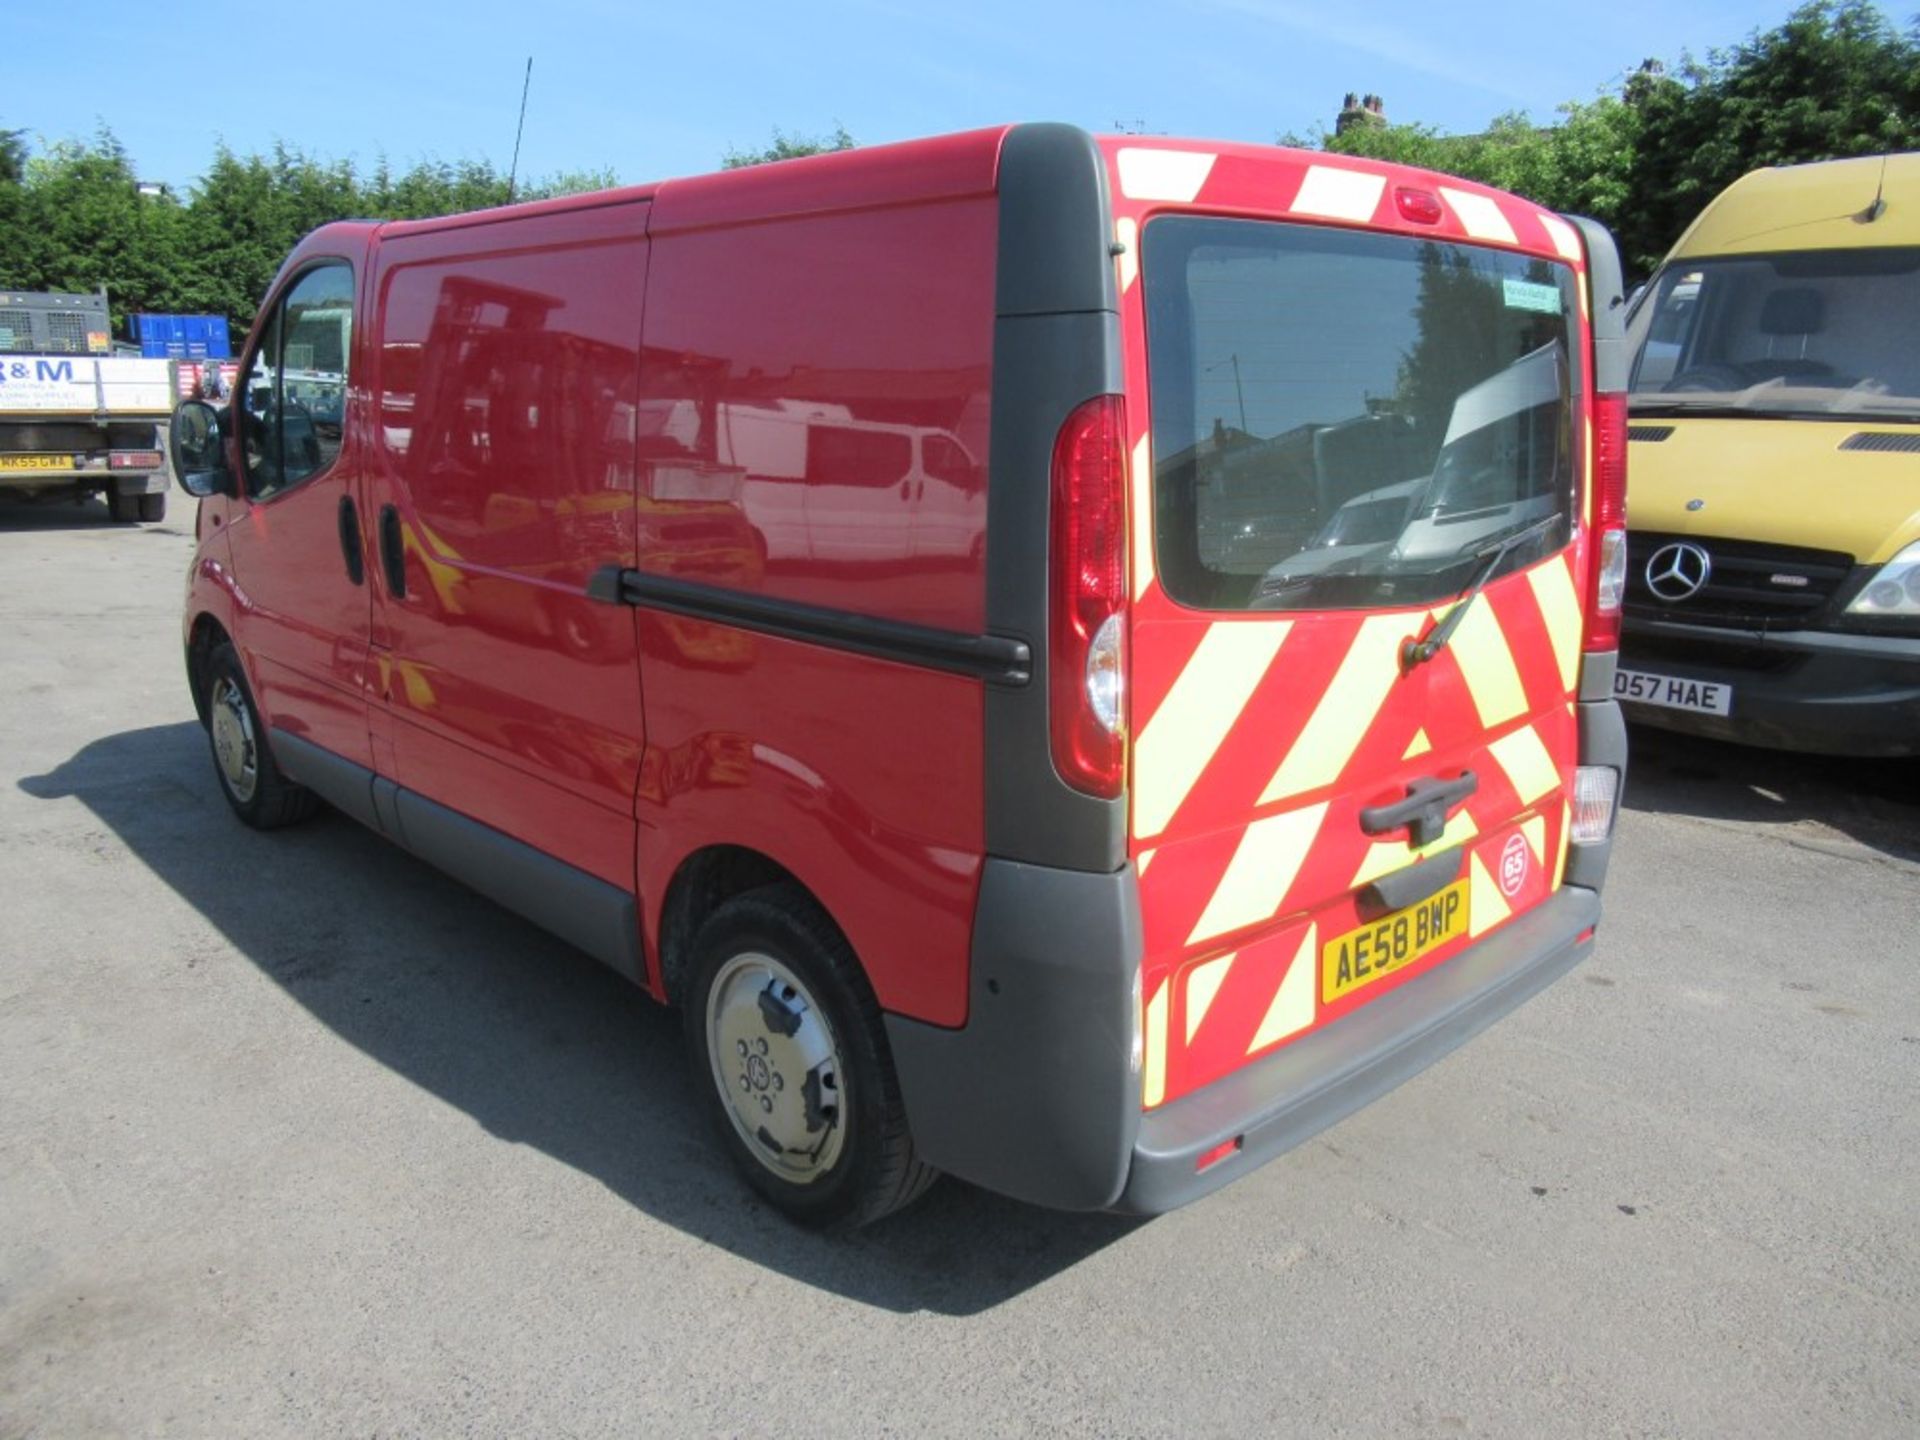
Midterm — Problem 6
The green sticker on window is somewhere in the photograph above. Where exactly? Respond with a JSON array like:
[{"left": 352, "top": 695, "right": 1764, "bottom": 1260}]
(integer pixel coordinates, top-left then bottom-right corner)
[{"left": 1503, "top": 278, "right": 1561, "bottom": 314}]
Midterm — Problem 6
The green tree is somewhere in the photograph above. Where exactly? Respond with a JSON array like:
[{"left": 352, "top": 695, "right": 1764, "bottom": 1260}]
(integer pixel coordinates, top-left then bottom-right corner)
[
  {"left": 0, "top": 125, "right": 25, "bottom": 185},
  {"left": 722, "top": 125, "right": 855, "bottom": 169},
  {"left": 1621, "top": 0, "right": 1919, "bottom": 270}
]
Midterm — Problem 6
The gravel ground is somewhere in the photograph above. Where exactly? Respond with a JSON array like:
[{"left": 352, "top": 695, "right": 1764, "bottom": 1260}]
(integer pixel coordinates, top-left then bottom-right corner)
[{"left": 3, "top": 497, "right": 1916, "bottom": 1438}]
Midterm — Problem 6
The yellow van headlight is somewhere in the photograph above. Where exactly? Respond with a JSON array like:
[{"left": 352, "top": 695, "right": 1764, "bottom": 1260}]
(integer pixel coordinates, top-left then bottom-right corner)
[{"left": 1844, "top": 541, "right": 1920, "bottom": 618}]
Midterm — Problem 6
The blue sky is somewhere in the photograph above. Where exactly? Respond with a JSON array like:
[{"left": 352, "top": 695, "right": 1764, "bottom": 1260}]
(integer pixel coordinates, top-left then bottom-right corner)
[{"left": 9, "top": 0, "right": 1854, "bottom": 193}]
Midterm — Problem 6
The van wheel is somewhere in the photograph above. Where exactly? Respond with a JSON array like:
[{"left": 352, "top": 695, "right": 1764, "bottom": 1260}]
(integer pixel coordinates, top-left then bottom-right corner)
[
  {"left": 107, "top": 491, "right": 141, "bottom": 523},
  {"left": 204, "top": 643, "right": 318, "bottom": 829},
  {"left": 684, "top": 884, "right": 937, "bottom": 1228},
  {"left": 138, "top": 493, "right": 167, "bottom": 523}
]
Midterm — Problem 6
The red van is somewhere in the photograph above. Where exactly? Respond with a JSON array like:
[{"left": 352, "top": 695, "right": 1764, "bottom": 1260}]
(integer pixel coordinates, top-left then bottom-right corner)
[{"left": 169, "top": 125, "right": 1630, "bottom": 1227}]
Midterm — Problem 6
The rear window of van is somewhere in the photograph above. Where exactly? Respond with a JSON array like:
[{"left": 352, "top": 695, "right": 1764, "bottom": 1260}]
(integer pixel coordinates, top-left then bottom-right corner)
[{"left": 1143, "top": 217, "right": 1580, "bottom": 613}]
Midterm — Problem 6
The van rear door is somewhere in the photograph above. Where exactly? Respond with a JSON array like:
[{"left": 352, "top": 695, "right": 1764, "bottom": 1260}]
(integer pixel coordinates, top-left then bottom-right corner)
[{"left": 1124, "top": 192, "right": 1591, "bottom": 1110}]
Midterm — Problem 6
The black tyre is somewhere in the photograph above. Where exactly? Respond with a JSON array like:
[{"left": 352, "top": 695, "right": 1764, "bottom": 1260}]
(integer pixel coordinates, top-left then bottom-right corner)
[
  {"left": 684, "top": 883, "right": 937, "bottom": 1228},
  {"left": 138, "top": 492, "right": 167, "bottom": 523},
  {"left": 203, "top": 642, "right": 319, "bottom": 829},
  {"left": 107, "top": 490, "right": 141, "bottom": 523}
]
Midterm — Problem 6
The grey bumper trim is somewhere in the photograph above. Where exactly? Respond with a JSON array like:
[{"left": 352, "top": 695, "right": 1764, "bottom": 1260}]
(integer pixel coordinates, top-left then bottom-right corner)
[{"left": 1113, "top": 886, "right": 1600, "bottom": 1216}]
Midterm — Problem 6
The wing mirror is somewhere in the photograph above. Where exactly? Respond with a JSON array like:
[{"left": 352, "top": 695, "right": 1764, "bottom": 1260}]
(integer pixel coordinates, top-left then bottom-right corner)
[{"left": 170, "top": 400, "right": 235, "bottom": 499}]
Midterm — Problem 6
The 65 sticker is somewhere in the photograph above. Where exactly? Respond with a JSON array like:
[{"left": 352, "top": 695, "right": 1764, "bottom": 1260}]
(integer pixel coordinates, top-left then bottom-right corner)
[{"left": 1498, "top": 833, "right": 1530, "bottom": 898}]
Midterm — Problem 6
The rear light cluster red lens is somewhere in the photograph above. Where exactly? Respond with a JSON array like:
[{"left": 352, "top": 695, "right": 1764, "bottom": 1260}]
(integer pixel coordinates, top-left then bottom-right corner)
[
  {"left": 1049, "top": 394, "right": 1129, "bottom": 798},
  {"left": 108, "top": 450, "right": 164, "bottom": 470},
  {"left": 1584, "top": 391, "right": 1629, "bottom": 653}
]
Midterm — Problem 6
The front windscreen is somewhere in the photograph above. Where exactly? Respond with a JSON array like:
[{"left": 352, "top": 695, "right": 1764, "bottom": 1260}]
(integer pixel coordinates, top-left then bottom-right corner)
[
  {"left": 1144, "top": 217, "right": 1579, "bottom": 613},
  {"left": 1627, "top": 247, "right": 1920, "bottom": 421}
]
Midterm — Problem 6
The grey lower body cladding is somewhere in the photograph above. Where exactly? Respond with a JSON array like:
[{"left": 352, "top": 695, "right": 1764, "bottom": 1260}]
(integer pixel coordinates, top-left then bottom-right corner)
[
  {"left": 884, "top": 857, "right": 1603, "bottom": 1216},
  {"left": 269, "top": 729, "right": 640, "bottom": 981}
]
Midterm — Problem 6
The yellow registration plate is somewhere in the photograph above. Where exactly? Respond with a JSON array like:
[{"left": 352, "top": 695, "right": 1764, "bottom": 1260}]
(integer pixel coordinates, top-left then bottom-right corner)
[
  {"left": 0, "top": 454, "right": 71, "bottom": 472},
  {"left": 1322, "top": 879, "right": 1470, "bottom": 1004}
]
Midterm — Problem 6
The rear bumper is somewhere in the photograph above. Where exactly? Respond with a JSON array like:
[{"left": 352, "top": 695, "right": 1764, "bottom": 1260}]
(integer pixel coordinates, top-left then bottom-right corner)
[
  {"left": 886, "top": 855, "right": 1604, "bottom": 1216},
  {"left": 1620, "top": 618, "right": 1920, "bottom": 757},
  {"left": 1112, "top": 886, "right": 1597, "bottom": 1214}
]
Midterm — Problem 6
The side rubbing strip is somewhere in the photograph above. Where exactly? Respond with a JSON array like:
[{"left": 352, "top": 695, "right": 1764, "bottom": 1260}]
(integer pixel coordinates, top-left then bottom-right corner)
[
  {"left": 1439, "top": 188, "right": 1518, "bottom": 245},
  {"left": 1135, "top": 621, "right": 1289, "bottom": 838},
  {"left": 593, "top": 567, "right": 1030, "bottom": 685},
  {"left": 1290, "top": 166, "right": 1386, "bottom": 222},
  {"left": 1116, "top": 147, "right": 1216, "bottom": 203}
]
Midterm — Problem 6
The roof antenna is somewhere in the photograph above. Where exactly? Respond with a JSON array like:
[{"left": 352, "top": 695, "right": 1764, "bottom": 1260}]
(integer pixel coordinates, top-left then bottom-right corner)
[
  {"left": 505, "top": 57, "right": 533, "bottom": 205},
  {"left": 1857, "top": 152, "right": 1888, "bottom": 223}
]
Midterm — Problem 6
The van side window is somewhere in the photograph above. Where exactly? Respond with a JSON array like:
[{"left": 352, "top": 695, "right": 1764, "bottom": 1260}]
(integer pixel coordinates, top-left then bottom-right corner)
[{"left": 242, "top": 263, "right": 354, "bottom": 501}]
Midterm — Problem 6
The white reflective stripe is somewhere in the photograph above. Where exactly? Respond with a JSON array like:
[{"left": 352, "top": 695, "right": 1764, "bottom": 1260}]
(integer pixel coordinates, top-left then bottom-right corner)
[
  {"left": 1187, "top": 802, "right": 1329, "bottom": 945},
  {"left": 1134, "top": 621, "right": 1289, "bottom": 838},
  {"left": 1487, "top": 723, "right": 1560, "bottom": 807},
  {"left": 1131, "top": 433, "right": 1155, "bottom": 600},
  {"left": 1261, "top": 613, "right": 1405, "bottom": 804},
  {"left": 1538, "top": 213, "right": 1583, "bottom": 263},
  {"left": 1115, "top": 216, "right": 1139, "bottom": 292},
  {"left": 1290, "top": 165, "right": 1386, "bottom": 222},
  {"left": 1527, "top": 552, "right": 1583, "bottom": 695},
  {"left": 1246, "top": 925, "right": 1317, "bottom": 1055},
  {"left": 1440, "top": 187, "right": 1518, "bottom": 245},
  {"left": 1521, "top": 812, "right": 1548, "bottom": 866},
  {"left": 1116, "top": 148, "right": 1216, "bottom": 203},
  {"left": 1468, "top": 850, "right": 1513, "bottom": 937},
  {"left": 1445, "top": 598, "right": 1530, "bottom": 729},
  {"left": 1184, "top": 952, "right": 1235, "bottom": 1044},
  {"left": 1142, "top": 977, "right": 1170, "bottom": 1107}
]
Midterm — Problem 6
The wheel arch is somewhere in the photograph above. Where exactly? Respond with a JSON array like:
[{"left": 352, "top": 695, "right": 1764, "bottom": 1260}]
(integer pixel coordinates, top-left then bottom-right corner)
[
  {"left": 653, "top": 843, "right": 845, "bottom": 1009},
  {"left": 185, "top": 612, "right": 232, "bottom": 727}
]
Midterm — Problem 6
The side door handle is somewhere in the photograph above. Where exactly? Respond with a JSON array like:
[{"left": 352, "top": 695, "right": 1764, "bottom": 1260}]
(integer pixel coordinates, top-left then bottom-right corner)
[
  {"left": 378, "top": 504, "right": 407, "bottom": 599},
  {"left": 1359, "top": 771, "right": 1478, "bottom": 847},
  {"left": 336, "top": 496, "right": 365, "bottom": 585}
]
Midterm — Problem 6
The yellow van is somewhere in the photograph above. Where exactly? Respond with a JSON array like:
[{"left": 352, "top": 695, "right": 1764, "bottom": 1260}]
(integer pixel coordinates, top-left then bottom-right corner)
[{"left": 1620, "top": 153, "right": 1919, "bottom": 754}]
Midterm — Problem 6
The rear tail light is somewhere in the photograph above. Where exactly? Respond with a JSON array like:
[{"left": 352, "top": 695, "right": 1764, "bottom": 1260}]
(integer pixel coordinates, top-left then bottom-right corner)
[
  {"left": 1571, "top": 765, "right": 1620, "bottom": 844},
  {"left": 109, "top": 450, "right": 164, "bottom": 470},
  {"left": 1584, "top": 392, "right": 1629, "bottom": 652},
  {"left": 1049, "top": 394, "right": 1129, "bottom": 798}
]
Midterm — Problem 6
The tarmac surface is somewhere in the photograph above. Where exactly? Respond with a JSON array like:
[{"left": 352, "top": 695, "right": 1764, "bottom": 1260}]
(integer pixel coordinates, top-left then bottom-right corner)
[{"left": 3, "top": 496, "right": 1917, "bottom": 1437}]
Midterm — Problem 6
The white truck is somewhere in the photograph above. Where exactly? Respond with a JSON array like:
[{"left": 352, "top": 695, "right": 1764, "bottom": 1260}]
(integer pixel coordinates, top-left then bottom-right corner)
[{"left": 0, "top": 289, "right": 177, "bottom": 523}]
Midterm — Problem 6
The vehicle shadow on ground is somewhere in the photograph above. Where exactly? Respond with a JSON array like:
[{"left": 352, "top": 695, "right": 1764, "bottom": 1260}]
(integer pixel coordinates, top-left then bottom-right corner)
[
  {"left": 0, "top": 495, "right": 172, "bottom": 534},
  {"left": 19, "top": 722, "right": 1143, "bottom": 1316},
  {"left": 1623, "top": 725, "right": 1920, "bottom": 865}
]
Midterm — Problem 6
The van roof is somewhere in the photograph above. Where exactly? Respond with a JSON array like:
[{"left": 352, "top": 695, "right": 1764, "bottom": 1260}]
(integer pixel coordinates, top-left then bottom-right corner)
[
  {"left": 1670, "top": 152, "right": 1920, "bottom": 259},
  {"left": 359, "top": 125, "right": 1576, "bottom": 252}
]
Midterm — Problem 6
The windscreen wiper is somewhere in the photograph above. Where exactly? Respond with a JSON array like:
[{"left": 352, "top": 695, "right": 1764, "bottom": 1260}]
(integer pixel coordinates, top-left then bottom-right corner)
[{"left": 1400, "top": 514, "right": 1560, "bottom": 672}]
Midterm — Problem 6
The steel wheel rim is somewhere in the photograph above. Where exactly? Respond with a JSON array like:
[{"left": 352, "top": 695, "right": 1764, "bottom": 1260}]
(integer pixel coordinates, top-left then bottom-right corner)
[
  {"left": 705, "top": 951, "right": 847, "bottom": 1184},
  {"left": 209, "top": 676, "right": 259, "bottom": 804}
]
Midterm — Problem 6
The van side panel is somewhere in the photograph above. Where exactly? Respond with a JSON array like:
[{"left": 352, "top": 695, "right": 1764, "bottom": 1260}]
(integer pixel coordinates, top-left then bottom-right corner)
[
  {"left": 364, "top": 204, "right": 650, "bottom": 890},
  {"left": 634, "top": 196, "right": 999, "bottom": 1028}
]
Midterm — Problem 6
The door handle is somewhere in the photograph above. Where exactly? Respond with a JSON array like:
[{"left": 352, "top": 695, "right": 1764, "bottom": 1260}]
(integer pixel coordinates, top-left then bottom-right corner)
[
  {"left": 1358, "top": 771, "right": 1478, "bottom": 847},
  {"left": 378, "top": 504, "right": 407, "bottom": 599},
  {"left": 337, "top": 496, "right": 365, "bottom": 585}
]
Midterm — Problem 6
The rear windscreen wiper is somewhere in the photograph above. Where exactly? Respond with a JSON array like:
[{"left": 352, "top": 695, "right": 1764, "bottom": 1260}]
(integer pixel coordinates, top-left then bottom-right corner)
[{"left": 1400, "top": 514, "right": 1560, "bottom": 672}]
